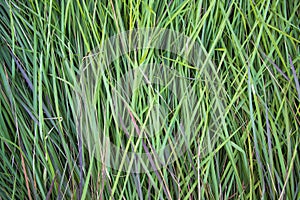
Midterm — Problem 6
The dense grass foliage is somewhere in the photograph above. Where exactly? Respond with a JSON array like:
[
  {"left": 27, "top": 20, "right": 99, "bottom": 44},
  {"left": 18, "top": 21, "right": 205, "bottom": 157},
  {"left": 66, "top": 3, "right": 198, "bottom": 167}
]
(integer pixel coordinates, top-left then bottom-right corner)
[{"left": 0, "top": 0, "right": 299, "bottom": 199}]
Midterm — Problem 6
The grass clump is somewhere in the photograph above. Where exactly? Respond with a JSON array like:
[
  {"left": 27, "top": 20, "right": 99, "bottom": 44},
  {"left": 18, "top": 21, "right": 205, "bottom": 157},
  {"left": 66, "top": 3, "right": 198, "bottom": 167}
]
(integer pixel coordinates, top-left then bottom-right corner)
[{"left": 0, "top": 0, "right": 299, "bottom": 199}]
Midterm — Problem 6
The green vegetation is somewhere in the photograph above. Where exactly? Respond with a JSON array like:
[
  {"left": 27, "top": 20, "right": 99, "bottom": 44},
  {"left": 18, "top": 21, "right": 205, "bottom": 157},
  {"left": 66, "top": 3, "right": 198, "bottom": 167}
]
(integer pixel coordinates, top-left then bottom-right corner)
[{"left": 0, "top": 0, "right": 299, "bottom": 199}]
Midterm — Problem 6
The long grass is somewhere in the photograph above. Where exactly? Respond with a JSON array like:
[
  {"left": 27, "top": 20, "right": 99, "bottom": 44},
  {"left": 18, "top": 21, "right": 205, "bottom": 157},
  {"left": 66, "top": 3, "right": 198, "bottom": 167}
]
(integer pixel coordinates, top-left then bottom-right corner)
[{"left": 0, "top": 0, "right": 299, "bottom": 199}]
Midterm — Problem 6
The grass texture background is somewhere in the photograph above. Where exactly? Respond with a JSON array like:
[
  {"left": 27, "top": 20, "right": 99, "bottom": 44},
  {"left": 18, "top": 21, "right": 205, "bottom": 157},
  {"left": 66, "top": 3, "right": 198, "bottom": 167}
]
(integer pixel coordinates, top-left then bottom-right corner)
[{"left": 0, "top": 0, "right": 299, "bottom": 199}]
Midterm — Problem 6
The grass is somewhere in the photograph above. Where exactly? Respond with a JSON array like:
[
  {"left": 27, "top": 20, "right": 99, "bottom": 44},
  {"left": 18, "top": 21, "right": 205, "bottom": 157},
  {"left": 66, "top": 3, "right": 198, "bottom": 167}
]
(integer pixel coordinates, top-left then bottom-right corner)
[{"left": 0, "top": 0, "right": 299, "bottom": 199}]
